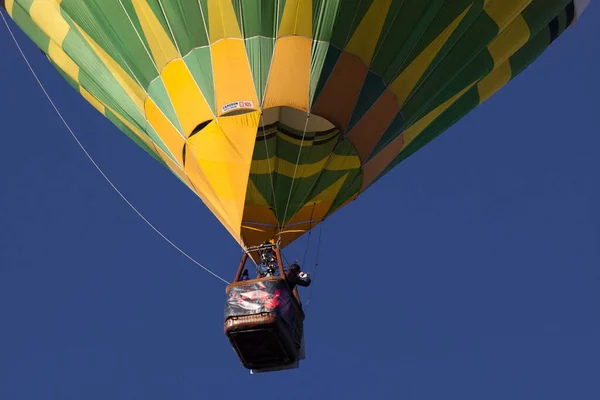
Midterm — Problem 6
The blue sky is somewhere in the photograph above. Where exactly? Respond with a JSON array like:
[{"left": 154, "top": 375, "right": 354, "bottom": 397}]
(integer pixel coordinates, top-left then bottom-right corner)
[{"left": 1, "top": 6, "right": 599, "bottom": 400}]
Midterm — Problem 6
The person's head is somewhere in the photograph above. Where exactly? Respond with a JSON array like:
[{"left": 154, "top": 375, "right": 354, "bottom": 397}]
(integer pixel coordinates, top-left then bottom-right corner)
[{"left": 288, "top": 264, "right": 300, "bottom": 275}]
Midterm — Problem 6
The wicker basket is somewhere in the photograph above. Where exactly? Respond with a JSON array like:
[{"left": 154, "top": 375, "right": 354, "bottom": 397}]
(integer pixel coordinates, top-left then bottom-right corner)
[{"left": 224, "top": 277, "right": 304, "bottom": 370}]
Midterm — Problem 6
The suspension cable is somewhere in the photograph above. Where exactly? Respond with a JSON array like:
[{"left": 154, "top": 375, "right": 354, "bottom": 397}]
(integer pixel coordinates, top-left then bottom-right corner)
[
  {"left": 1, "top": 11, "right": 229, "bottom": 285},
  {"left": 305, "top": 224, "right": 323, "bottom": 307},
  {"left": 280, "top": 114, "right": 311, "bottom": 231},
  {"left": 301, "top": 203, "right": 315, "bottom": 267}
]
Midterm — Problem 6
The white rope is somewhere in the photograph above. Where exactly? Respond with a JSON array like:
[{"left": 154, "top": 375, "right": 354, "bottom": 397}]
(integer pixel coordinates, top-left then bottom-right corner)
[
  {"left": 1, "top": 11, "right": 229, "bottom": 285},
  {"left": 259, "top": 116, "right": 281, "bottom": 225},
  {"left": 305, "top": 224, "right": 323, "bottom": 308},
  {"left": 280, "top": 114, "right": 311, "bottom": 231},
  {"left": 117, "top": 0, "right": 160, "bottom": 74}
]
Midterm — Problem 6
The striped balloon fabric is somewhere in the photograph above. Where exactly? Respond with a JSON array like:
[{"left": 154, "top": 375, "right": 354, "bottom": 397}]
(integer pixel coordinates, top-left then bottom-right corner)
[{"left": 1, "top": 0, "right": 589, "bottom": 249}]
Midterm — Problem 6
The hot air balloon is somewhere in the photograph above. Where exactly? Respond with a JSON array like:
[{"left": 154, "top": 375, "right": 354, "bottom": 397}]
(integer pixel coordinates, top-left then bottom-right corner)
[{"left": 1, "top": 0, "right": 590, "bottom": 372}]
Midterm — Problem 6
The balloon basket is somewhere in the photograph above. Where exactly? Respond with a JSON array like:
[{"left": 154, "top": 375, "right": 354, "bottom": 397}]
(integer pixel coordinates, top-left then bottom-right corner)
[{"left": 224, "top": 277, "right": 305, "bottom": 371}]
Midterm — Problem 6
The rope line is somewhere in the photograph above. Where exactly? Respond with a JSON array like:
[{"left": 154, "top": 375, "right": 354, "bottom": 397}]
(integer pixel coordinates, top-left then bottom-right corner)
[
  {"left": 301, "top": 203, "right": 315, "bottom": 267},
  {"left": 280, "top": 114, "right": 311, "bottom": 232},
  {"left": 1, "top": 12, "right": 229, "bottom": 285},
  {"left": 259, "top": 116, "right": 281, "bottom": 227},
  {"left": 305, "top": 224, "right": 323, "bottom": 307}
]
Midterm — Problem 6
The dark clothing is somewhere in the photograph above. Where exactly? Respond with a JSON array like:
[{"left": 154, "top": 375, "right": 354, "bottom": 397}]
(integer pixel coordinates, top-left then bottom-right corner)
[
  {"left": 241, "top": 270, "right": 249, "bottom": 281},
  {"left": 285, "top": 264, "right": 311, "bottom": 292}
]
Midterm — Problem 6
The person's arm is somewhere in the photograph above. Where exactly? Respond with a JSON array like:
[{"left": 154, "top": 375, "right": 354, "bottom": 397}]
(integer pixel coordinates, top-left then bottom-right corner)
[{"left": 294, "top": 272, "right": 311, "bottom": 287}]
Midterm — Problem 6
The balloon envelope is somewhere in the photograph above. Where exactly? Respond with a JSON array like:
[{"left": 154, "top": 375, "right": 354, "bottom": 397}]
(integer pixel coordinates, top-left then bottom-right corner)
[{"left": 2, "top": 0, "right": 589, "bottom": 250}]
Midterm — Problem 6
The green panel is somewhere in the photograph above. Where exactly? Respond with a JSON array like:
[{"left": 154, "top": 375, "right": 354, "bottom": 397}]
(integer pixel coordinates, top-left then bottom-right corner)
[
  {"left": 401, "top": 4, "right": 494, "bottom": 127},
  {"left": 326, "top": 168, "right": 361, "bottom": 217},
  {"left": 309, "top": 41, "right": 330, "bottom": 105},
  {"left": 61, "top": 0, "right": 158, "bottom": 88},
  {"left": 278, "top": 140, "right": 360, "bottom": 225},
  {"left": 249, "top": 124, "right": 360, "bottom": 226},
  {"left": 310, "top": 45, "right": 341, "bottom": 108},
  {"left": 522, "top": 0, "right": 573, "bottom": 34},
  {"left": 402, "top": 0, "right": 482, "bottom": 65},
  {"left": 6, "top": 0, "right": 587, "bottom": 249},
  {"left": 137, "top": 0, "right": 175, "bottom": 41},
  {"left": 245, "top": 37, "right": 274, "bottom": 105},
  {"left": 234, "top": 0, "right": 277, "bottom": 38},
  {"left": 196, "top": 0, "right": 210, "bottom": 30},
  {"left": 13, "top": 0, "right": 35, "bottom": 11},
  {"left": 347, "top": 71, "right": 386, "bottom": 131},
  {"left": 59, "top": 25, "right": 146, "bottom": 132},
  {"left": 373, "top": 87, "right": 481, "bottom": 188},
  {"left": 557, "top": 7, "right": 567, "bottom": 30},
  {"left": 156, "top": 0, "right": 210, "bottom": 54},
  {"left": 368, "top": 113, "right": 405, "bottom": 161},
  {"left": 369, "top": 7, "right": 495, "bottom": 160},
  {"left": 329, "top": 0, "right": 374, "bottom": 48},
  {"left": 371, "top": 0, "right": 437, "bottom": 76},
  {"left": 309, "top": 0, "right": 343, "bottom": 105},
  {"left": 509, "top": 29, "right": 551, "bottom": 77},
  {"left": 184, "top": 48, "right": 216, "bottom": 115},
  {"left": 377, "top": 0, "right": 446, "bottom": 84},
  {"left": 9, "top": 1, "right": 50, "bottom": 52},
  {"left": 367, "top": 0, "right": 583, "bottom": 191},
  {"left": 312, "top": 0, "right": 341, "bottom": 42},
  {"left": 147, "top": 78, "right": 184, "bottom": 135}
]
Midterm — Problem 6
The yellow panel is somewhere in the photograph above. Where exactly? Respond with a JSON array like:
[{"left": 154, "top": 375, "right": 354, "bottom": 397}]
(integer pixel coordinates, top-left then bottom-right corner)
[
  {"left": 74, "top": 23, "right": 146, "bottom": 112},
  {"left": 325, "top": 154, "right": 363, "bottom": 172},
  {"left": 184, "top": 144, "right": 239, "bottom": 239},
  {"left": 211, "top": 39, "right": 258, "bottom": 116},
  {"left": 241, "top": 224, "right": 278, "bottom": 249},
  {"left": 48, "top": 41, "right": 79, "bottom": 83},
  {"left": 250, "top": 154, "right": 360, "bottom": 178},
  {"left": 487, "top": 15, "right": 530, "bottom": 66},
  {"left": 131, "top": 0, "right": 179, "bottom": 72},
  {"left": 161, "top": 146, "right": 241, "bottom": 244},
  {"left": 274, "top": 128, "right": 338, "bottom": 147},
  {"left": 207, "top": 0, "right": 242, "bottom": 42},
  {"left": 161, "top": 59, "right": 214, "bottom": 136},
  {"left": 485, "top": 0, "right": 532, "bottom": 31},
  {"left": 333, "top": 193, "right": 358, "bottom": 214},
  {"left": 186, "top": 111, "right": 261, "bottom": 240},
  {"left": 29, "top": 0, "right": 69, "bottom": 45},
  {"left": 245, "top": 179, "right": 271, "bottom": 207},
  {"left": 285, "top": 174, "right": 348, "bottom": 226},
  {"left": 276, "top": 130, "right": 313, "bottom": 147},
  {"left": 242, "top": 205, "right": 279, "bottom": 226},
  {"left": 80, "top": 87, "right": 105, "bottom": 114},
  {"left": 277, "top": 221, "right": 314, "bottom": 248},
  {"left": 306, "top": 173, "right": 348, "bottom": 203},
  {"left": 263, "top": 36, "right": 311, "bottom": 111},
  {"left": 478, "top": 61, "right": 511, "bottom": 102},
  {"left": 403, "top": 84, "right": 476, "bottom": 148},
  {"left": 242, "top": 179, "right": 280, "bottom": 226},
  {"left": 5, "top": 0, "right": 14, "bottom": 15},
  {"left": 345, "top": 0, "right": 392, "bottom": 65},
  {"left": 389, "top": 5, "right": 472, "bottom": 108},
  {"left": 145, "top": 98, "right": 186, "bottom": 166},
  {"left": 285, "top": 202, "right": 327, "bottom": 227},
  {"left": 278, "top": 0, "right": 312, "bottom": 38},
  {"left": 362, "top": 82, "right": 477, "bottom": 190}
]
